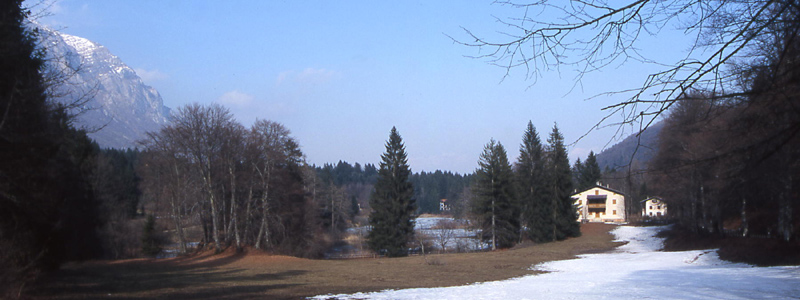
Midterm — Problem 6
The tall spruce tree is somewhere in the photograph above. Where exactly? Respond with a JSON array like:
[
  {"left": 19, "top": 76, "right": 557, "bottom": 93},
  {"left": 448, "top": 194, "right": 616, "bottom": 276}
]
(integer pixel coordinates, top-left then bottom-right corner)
[
  {"left": 515, "top": 121, "right": 550, "bottom": 242},
  {"left": 578, "top": 151, "right": 601, "bottom": 190},
  {"left": 141, "top": 215, "right": 162, "bottom": 257},
  {"left": 545, "top": 124, "right": 581, "bottom": 240},
  {"left": 571, "top": 158, "right": 584, "bottom": 191},
  {"left": 472, "top": 139, "right": 519, "bottom": 250},
  {"left": 367, "top": 127, "right": 416, "bottom": 257}
]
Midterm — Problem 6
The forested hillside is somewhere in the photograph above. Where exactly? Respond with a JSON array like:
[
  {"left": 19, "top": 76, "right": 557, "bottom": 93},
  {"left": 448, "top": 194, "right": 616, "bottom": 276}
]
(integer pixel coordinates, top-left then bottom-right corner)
[{"left": 595, "top": 121, "right": 663, "bottom": 172}]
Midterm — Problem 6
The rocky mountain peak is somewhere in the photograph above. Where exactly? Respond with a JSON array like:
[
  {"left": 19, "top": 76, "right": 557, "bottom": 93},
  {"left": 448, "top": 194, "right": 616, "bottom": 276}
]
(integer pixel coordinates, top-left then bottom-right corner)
[{"left": 35, "top": 24, "right": 171, "bottom": 149}]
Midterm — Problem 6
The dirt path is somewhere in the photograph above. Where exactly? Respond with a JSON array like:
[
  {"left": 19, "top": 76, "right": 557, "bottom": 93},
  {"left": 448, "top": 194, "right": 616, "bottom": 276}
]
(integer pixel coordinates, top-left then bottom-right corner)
[{"left": 29, "top": 223, "right": 620, "bottom": 300}]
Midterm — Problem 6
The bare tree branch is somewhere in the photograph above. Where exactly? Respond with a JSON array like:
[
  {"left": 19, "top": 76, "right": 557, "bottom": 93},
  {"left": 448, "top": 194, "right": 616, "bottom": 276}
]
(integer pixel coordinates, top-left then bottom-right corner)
[{"left": 453, "top": 0, "right": 796, "bottom": 142}]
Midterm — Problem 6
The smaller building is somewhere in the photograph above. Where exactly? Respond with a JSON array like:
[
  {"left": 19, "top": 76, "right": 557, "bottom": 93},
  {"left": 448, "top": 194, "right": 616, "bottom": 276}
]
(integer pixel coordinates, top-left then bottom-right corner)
[
  {"left": 439, "top": 199, "right": 450, "bottom": 211},
  {"left": 641, "top": 197, "right": 667, "bottom": 217},
  {"left": 572, "top": 184, "right": 626, "bottom": 223}
]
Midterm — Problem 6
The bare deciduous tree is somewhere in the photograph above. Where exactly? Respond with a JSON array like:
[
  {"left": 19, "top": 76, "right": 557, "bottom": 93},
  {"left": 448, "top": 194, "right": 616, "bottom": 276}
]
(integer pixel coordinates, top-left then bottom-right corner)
[
  {"left": 167, "top": 103, "right": 237, "bottom": 252},
  {"left": 433, "top": 219, "right": 459, "bottom": 253},
  {"left": 248, "top": 119, "right": 294, "bottom": 250},
  {"left": 141, "top": 104, "right": 331, "bottom": 257}
]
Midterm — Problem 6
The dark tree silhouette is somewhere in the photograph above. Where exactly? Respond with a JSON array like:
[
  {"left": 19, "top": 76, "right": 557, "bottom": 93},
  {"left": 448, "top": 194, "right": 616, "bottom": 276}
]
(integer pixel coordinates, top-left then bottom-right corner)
[{"left": 367, "top": 127, "right": 416, "bottom": 257}]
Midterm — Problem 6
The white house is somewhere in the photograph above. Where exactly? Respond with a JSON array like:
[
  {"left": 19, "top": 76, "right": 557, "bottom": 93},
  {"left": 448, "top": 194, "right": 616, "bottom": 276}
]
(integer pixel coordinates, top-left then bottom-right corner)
[
  {"left": 641, "top": 197, "right": 667, "bottom": 217},
  {"left": 572, "top": 184, "right": 626, "bottom": 223},
  {"left": 439, "top": 199, "right": 450, "bottom": 211}
]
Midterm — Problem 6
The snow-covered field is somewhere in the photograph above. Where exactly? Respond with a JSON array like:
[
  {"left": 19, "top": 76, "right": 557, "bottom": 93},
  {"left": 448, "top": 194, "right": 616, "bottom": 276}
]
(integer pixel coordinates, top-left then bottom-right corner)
[{"left": 314, "top": 225, "right": 800, "bottom": 299}]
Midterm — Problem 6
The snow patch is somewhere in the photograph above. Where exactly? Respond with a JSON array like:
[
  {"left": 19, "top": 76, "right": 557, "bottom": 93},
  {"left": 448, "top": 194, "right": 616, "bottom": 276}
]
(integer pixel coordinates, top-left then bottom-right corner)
[{"left": 314, "top": 225, "right": 800, "bottom": 300}]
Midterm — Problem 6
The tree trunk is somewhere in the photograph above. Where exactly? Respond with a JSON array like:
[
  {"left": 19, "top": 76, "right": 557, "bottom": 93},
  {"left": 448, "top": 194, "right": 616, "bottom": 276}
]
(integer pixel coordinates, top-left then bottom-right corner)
[
  {"left": 255, "top": 164, "right": 271, "bottom": 250},
  {"left": 209, "top": 190, "right": 221, "bottom": 252},
  {"left": 491, "top": 177, "right": 496, "bottom": 251},
  {"left": 203, "top": 169, "right": 222, "bottom": 253},
  {"left": 518, "top": 210, "right": 524, "bottom": 243},
  {"left": 228, "top": 165, "right": 241, "bottom": 249},
  {"left": 625, "top": 168, "right": 633, "bottom": 222},
  {"left": 741, "top": 197, "right": 749, "bottom": 237},
  {"left": 779, "top": 173, "right": 793, "bottom": 241},
  {"left": 700, "top": 183, "right": 707, "bottom": 233},
  {"left": 491, "top": 198, "right": 496, "bottom": 251},
  {"left": 200, "top": 209, "right": 210, "bottom": 246},
  {"left": 171, "top": 163, "right": 187, "bottom": 254},
  {"left": 243, "top": 184, "right": 254, "bottom": 245},
  {"left": 552, "top": 182, "right": 558, "bottom": 242},
  {"left": 220, "top": 184, "right": 228, "bottom": 239}
]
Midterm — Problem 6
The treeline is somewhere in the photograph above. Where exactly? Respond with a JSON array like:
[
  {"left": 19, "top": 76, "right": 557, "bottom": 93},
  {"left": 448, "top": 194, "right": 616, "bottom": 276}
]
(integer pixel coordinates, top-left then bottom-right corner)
[
  {"left": 316, "top": 161, "right": 378, "bottom": 186},
  {"left": 140, "top": 103, "right": 343, "bottom": 257},
  {"left": 468, "top": 122, "right": 584, "bottom": 250},
  {"left": 92, "top": 148, "right": 142, "bottom": 258},
  {"left": 411, "top": 170, "right": 473, "bottom": 216},
  {"left": 313, "top": 161, "right": 474, "bottom": 217},
  {"left": 650, "top": 91, "right": 799, "bottom": 240},
  {"left": 648, "top": 4, "right": 799, "bottom": 241}
]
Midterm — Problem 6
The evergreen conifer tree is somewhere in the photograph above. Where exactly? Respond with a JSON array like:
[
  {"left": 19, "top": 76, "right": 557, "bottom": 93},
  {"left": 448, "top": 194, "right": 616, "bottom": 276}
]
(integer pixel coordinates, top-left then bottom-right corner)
[
  {"left": 1, "top": 2, "right": 102, "bottom": 290},
  {"left": 578, "top": 151, "right": 602, "bottom": 190},
  {"left": 572, "top": 158, "right": 584, "bottom": 191},
  {"left": 141, "top": 215, "right": 162, "bottom": 257},
  {"left": 367, "top": 127, "right": 416, "bottom": 257},
  {"left": 545, "top": 124, "right": 581, "bottom": 240},
  {"left": 515, "top": 121, "right": 551, "bottom": 242},
  {"left": 472, "top": 139, "right": 519, "bottom": 250}
]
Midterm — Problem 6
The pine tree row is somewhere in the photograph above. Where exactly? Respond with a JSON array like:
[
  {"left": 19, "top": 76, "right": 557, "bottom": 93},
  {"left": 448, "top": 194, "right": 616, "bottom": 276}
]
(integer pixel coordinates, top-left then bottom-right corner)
[{"left": 471, "top": 122, "right": 582, "bottom": 249}]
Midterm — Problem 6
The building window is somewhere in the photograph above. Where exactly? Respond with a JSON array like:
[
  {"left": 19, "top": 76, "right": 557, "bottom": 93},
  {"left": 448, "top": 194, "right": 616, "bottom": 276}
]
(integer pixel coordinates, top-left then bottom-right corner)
[
  {"left": 613, "top": 199, "right": 617, "bottom": 204},
  {"left": 650, "top": 206, "right": 653, "bottom": 210},
  {"left": 578, "top": 200, "right": 582, "bottom": 205},
  {"left": 595, "top": 190, "right": 599, "bottom": 195},
  {"left": 613, "top": 210, "right": 617, "bottom": 215},
  {"left": 657, "top": 205, "right": 661, "bottom": 209}
]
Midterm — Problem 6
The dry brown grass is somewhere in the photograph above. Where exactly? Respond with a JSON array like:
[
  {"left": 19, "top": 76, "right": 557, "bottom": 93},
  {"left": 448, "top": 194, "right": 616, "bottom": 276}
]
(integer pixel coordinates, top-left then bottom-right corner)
[{"left": 28, "top": 223, "right": 620, "bottom": 300}]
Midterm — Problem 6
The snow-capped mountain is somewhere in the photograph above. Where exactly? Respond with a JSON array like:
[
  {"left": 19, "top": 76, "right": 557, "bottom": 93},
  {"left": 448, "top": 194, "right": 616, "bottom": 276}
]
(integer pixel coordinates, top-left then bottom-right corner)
[{"left": 36, "top": 25, "right": 171, "bottom": 149}]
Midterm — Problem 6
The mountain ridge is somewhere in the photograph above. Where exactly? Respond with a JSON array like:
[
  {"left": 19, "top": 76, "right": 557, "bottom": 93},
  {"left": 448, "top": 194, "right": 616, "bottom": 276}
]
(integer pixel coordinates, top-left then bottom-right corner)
[
  {"left": 36, "top": 24, "right": 171, "bottom": 149},
  {"left": 595, "top": 121, "right": 663, "bottom": 171}
]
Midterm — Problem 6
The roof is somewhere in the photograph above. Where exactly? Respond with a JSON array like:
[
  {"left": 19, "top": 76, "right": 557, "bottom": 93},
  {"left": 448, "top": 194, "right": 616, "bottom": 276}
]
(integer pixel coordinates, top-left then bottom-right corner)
[
  {"left": 640, "top": 196, "right": 664, "bottom": 203},
  {"left": 571, "top": 184, "right": 626, "bottom": 197}
]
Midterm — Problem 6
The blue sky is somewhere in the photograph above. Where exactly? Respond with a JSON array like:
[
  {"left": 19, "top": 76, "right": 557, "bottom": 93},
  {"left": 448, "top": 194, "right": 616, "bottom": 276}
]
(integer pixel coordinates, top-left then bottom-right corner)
[{"left": 31, "top": 0, "right": 689, "bottom": 174}]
